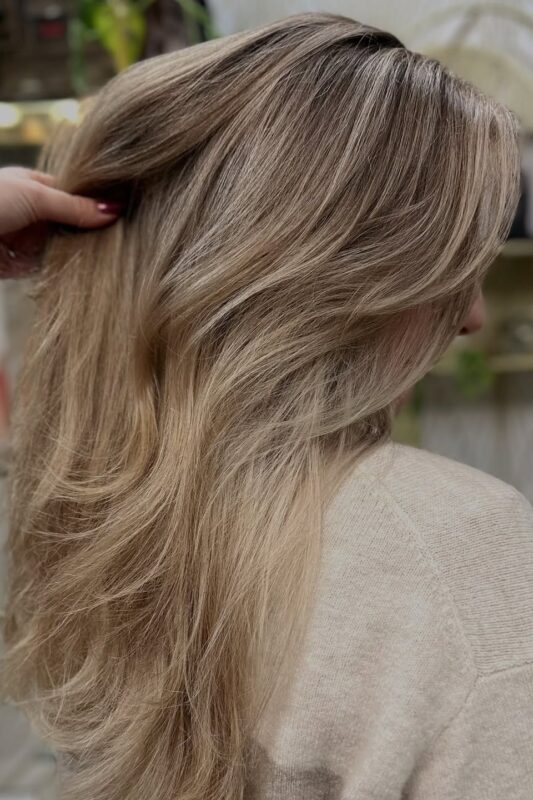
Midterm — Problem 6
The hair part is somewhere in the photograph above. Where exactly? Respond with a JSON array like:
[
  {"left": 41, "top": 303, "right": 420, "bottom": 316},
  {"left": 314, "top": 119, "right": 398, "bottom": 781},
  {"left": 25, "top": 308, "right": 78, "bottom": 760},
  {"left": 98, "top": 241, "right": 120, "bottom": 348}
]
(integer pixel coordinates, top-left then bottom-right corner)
[{"left": 2, "top": 11, "right": 519, "bottom": 800}]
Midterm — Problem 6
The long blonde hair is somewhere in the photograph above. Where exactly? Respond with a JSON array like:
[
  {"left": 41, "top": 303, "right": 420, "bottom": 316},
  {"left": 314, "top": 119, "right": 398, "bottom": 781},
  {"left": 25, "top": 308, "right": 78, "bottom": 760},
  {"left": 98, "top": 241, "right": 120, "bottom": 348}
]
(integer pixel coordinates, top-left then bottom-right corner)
[{"left": 2, "top": 11, "right": 519, "bottom": 800}]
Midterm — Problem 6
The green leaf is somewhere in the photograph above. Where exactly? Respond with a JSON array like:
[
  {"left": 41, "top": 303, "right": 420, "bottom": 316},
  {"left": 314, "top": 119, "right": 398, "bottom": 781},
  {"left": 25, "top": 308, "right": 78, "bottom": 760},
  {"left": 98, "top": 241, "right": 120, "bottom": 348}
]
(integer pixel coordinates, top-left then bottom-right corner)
[
  {"left": 454, "top": 349, "right": 495, "bottom": 398},
  {"left": 82, "top": 1, "right": 147, "bottom": 71}
]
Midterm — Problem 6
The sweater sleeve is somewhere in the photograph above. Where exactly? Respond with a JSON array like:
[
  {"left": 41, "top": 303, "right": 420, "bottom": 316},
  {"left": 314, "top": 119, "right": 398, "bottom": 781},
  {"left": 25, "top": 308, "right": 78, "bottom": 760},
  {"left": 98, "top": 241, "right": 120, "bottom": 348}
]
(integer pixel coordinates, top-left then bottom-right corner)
[
  {"left": 406, "top": 487, "right": 533, "bottom": 800},
  {"left": 406, "top": 662, "right": 533, "bottom": 800}
]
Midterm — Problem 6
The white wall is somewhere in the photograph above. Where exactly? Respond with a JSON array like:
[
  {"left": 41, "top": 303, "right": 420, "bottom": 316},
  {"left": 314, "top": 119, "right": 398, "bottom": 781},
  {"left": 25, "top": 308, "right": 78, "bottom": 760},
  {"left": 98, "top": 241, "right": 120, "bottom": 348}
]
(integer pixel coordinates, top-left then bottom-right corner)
[{"left": 209, "top": 0, "right": 533, "bottom": 129}]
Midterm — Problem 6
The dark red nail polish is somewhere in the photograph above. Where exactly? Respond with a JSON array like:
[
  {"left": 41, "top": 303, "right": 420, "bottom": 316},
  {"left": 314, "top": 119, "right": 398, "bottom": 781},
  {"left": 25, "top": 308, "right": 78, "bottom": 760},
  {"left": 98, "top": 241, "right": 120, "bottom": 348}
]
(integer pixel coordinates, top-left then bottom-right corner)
[{"left": 97, "top": 201, "right": 123, "bottom": 215}]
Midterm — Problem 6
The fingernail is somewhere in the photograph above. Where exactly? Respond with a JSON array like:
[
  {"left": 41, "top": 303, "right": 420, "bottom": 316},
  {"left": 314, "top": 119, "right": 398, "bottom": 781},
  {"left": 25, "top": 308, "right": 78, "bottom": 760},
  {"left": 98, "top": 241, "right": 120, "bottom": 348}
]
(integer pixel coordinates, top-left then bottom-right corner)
[{"left": 96, "top": 201, "right": 123, "bottom": 216}]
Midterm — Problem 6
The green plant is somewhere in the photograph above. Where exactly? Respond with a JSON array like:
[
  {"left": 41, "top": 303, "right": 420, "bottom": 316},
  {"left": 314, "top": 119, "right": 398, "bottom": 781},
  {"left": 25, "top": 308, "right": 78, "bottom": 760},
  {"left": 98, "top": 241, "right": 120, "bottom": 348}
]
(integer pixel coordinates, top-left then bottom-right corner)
[
  {"left": 393, "top": 350, "right": 495, "bottom": 446},
  {"left": 70, "top": 0, "right": 154, "bottom": 93},
  {"left": 453, "top": 348, "right": 495, "bottom": 397},
  {"left": 88, "top": 0, "right": 150, "bottom": 70},
  {"left": 69, "top": 0, "right": 217, "bottom": 94}
]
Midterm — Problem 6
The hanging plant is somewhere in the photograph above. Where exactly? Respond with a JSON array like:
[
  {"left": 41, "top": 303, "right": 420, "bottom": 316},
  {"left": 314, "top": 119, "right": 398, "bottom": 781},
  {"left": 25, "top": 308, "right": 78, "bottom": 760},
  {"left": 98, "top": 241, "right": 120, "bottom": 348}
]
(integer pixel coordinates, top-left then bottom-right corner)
[
  {"left": 85, "top": 0, "right": 151, "bottom": 71},
  {"left": 70, "top": 0, "right": 154, "bottom": 93},
  {"left": 70, "top": 0, "right": 217, "bottom": 94}
]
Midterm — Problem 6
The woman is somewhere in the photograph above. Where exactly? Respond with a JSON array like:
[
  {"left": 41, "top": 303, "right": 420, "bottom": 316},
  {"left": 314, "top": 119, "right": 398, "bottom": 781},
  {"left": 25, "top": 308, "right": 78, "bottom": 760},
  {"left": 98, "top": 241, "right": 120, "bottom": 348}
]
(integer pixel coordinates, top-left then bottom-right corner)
[{"left": 2, "top": 12, "right": 532, "bottom": 800}]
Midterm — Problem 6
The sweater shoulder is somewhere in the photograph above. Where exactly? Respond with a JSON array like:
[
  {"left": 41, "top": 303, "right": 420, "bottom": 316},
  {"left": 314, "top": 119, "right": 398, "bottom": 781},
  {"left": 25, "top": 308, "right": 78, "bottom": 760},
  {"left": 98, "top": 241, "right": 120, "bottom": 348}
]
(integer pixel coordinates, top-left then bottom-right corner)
[
  {"left": 357, "top": 442, "right": 533, "bottom": 674},
  {"left": 359, "top": 440, "right": 525, "bottom": 506}
]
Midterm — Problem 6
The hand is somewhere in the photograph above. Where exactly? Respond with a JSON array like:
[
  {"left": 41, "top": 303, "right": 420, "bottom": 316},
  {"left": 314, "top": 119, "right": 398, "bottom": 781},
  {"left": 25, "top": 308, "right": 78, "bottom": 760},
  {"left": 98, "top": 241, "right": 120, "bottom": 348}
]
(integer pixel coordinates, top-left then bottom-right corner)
[{"left": 0, "top": 166, "right": 122, "bottom": 277}]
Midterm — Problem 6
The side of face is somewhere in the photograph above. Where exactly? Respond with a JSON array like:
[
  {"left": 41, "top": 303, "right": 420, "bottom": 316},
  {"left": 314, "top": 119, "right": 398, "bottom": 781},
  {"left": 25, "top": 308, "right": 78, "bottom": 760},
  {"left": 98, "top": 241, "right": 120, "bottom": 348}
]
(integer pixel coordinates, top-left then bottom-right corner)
[
  {"left": 394, "top": 290, "right": 487, "bottom": 411},
  {"left": 459, "top": 290, "right": 486, "bottom": 336}
]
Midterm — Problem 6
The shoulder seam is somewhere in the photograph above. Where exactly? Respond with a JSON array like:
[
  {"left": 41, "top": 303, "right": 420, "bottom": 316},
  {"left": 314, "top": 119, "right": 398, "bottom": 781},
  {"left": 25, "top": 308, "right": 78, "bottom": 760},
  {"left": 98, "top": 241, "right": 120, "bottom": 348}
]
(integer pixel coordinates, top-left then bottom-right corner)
[
  {"left": 419, "top": 659, "right": 533, "bottom": 760},
  {"left": 366, "top": 471, "right": 533, "bottom": 676},
  {"left": 357, "top": 473, "right": 479, "bottom": 677},
  {"left": 361, "top": 468, "right": 482, "bottom": 758},
  {"left": 423, "top": 671, "right": 481, "bottom": 757},
  {"left": 478, "top": 659, "right": 533, "bottom": 680}
]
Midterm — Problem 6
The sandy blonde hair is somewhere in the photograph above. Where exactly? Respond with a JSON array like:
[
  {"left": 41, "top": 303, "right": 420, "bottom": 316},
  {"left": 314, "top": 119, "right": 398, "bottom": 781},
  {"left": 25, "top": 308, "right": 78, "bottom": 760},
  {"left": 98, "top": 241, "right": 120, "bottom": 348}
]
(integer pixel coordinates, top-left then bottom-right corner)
[{"left": 2, "top": 11, "right": 519, "bottom": 800}]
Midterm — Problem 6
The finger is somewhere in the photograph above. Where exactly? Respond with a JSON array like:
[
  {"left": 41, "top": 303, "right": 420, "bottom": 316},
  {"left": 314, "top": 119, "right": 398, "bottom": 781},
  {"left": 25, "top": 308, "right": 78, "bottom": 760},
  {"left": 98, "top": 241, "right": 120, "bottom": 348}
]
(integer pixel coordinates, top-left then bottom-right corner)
[
  {"left": 0, "top": 166, "right": 55, "bottom": 186},
  {"left": 29, "top": 170, "right": 57, "bottom": 187},
  {"left": 0, "top": 166, "right": 32, "bottom": 181},
  {"left": 31, "top": 185, "right": 122, "bottom": 228}
]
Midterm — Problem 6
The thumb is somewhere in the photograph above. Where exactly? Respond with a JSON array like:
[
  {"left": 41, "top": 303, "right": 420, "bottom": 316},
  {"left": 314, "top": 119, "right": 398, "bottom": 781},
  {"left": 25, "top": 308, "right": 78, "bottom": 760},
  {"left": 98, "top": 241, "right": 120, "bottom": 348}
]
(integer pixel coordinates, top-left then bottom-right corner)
[{"left": 32, "top": 185, "right": 122, "bottom": 228}]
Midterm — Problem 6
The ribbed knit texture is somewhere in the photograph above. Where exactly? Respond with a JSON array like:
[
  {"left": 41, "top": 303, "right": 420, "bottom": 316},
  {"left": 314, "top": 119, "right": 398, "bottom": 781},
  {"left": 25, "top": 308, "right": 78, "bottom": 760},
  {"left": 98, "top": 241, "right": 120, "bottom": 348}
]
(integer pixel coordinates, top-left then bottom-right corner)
[{"left": 246, "top": 441, "right": 533, "bottom": 799}]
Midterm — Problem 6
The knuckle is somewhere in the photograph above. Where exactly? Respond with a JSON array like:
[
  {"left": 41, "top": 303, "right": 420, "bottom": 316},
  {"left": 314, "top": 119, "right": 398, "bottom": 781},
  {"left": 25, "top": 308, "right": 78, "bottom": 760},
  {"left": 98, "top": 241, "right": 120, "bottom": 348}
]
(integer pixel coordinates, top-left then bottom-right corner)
[
  {"left": 23, "top": 183, "right": 44, "bottom": 219},
  {"left": 1, "top": 166, "right": 27, "bottom": 180},
  {"left": 73, "top": 200, "right": 87, "bottom": 228}
]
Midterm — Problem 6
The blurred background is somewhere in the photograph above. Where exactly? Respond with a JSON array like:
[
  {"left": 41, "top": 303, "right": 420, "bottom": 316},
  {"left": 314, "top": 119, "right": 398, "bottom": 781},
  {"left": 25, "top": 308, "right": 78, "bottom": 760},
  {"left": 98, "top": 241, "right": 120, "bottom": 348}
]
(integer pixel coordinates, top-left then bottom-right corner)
[{"left": 0, "top": 0, "right": 532, "bottom": 796}]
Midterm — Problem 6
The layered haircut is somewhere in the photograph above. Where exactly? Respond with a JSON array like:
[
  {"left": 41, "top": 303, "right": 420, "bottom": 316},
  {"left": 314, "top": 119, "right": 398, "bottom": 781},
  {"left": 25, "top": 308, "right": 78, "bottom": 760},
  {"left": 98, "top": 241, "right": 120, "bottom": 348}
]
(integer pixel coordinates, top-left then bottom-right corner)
[{"left": 2, "top": 12, "right": 519, "bottom": 800}]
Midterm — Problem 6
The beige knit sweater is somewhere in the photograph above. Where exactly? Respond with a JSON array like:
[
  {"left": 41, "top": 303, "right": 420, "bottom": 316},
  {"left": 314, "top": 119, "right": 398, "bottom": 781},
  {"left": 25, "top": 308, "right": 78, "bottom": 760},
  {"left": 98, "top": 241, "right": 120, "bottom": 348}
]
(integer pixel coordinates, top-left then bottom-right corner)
[{"left": 246, "top": 441, "right": 533, "bottom": 800}]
